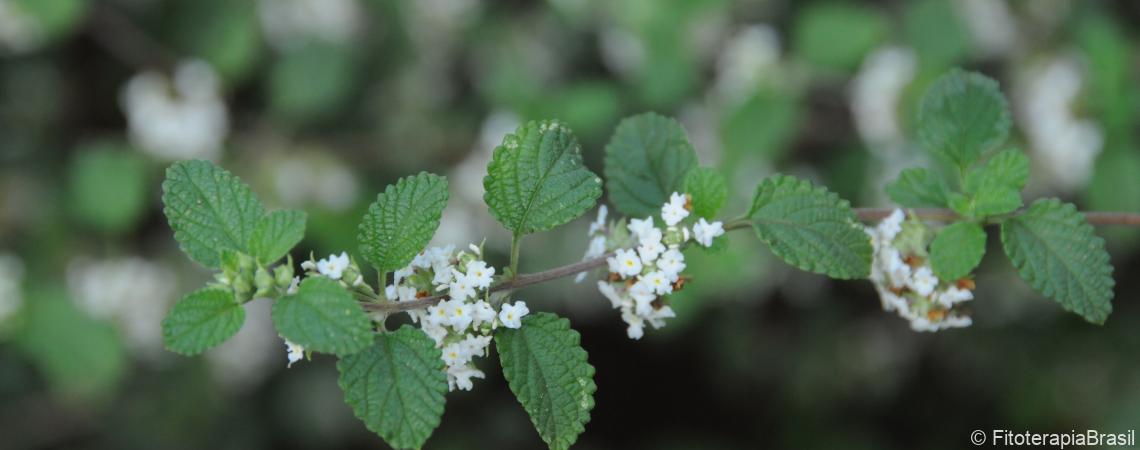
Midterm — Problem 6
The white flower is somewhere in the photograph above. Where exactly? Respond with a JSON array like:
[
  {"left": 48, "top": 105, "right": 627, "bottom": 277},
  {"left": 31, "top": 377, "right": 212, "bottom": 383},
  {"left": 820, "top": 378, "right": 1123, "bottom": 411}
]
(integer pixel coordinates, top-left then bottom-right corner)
[
  {"left": 936, "top": 286, "right": 973, "bottom": 308},
  {"left": 575, "top": 235, "right": 609, "bottom": 283},
  {"left": 441, "top": 342, "right": 471, "bottom": 366},
  {"left": 471, "top": 301, "right": 496, "bottom": 327},
  {"left": 608, "top": 248, "right": 643, "bottom": 278},
  {"left": 597, "top": 281, "right": 627, "bottom": 309},
  {"left": 448, "top": 271, "right": 476, "bottom": 302},
  {"left": 447, "top": 364, "right": 486, "bottom": 391},
  {"left": 120, "top": 60, "right": 229, "bottom": 161},
  {"left": 425, "top": 301, "right": 450, "bottom": 326},
  {"left": 498, "top": 301, "right": 529, "bottom": 329},
  {"left": 316, "top": 252, "right": 350, "bottom": 280},
  {"left": 464, "top": 260, "right": 495, "bottom": 289},
  {"left": 637, "top": 239, "right": 665, "bottom": 264},
  {"left": 646, "top": 305, "right": 676, "bottom": 329},
  {"left": 622, "top": 311, "right": 645, "bottom": 340},
  {"left": 877, "top": 209, "right": 905, "bottom": 242},
  {"left": 883, "top": 248, "right": 910, "bottom": 289},
  {"left": 446, "top": 300, "right": 473, "bottom": 331},
  {"left": 628, "top": 281, "right": 656, "bottom": 316},
  {"left": 908, "top": 266, "right": 938, "bottom": 297},
  {"left": 286, "top": 276, "right": 301, "bottom": 294},
  {"left": 692, "top": 218, "right": 725, "bottom": 247},
  {"left": 628, "top": 217, "right": 656, "bottom": 240},
  {"left": 284, "top": 339, "right": 305, "bottom": 367},
  {"left": 461, "top": 334, "right": 493, "bottom": 358},
  {"left": 393, "top": 266, "right": 414, "bottom": 285},
  {"left": 661, "top": 192, "right": 690, "bottom": 226},
  {"left": 642, "top": 271, "right": 673, "bottom": 296},
  {"left": 588, "top": 205, "right": 608, "bottom": 235},
  {"left": 421, "top": 322, "right": 449, "bottom": 346},
  {"left": 656, "top": 249, "right": 686, "bottom": 280},
  {"left": 432, "top": 265, "right": 455, "bottom": 286}
]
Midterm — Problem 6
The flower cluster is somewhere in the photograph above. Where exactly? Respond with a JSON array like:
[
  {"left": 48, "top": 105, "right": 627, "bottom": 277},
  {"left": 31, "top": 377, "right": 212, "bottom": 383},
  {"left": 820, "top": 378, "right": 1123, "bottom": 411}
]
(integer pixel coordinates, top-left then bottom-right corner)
[
  {"left": 386, "top": 244, "right": 528, "bottom": 391},
  {"left": 120, "top": 59, "right": 229, "bottom": 162},
  {"left": 587, "top": 192, "right": 725, "bottom": 339},
  {"left": 866, "top": 210, "right": 974, "bottom": 332}
]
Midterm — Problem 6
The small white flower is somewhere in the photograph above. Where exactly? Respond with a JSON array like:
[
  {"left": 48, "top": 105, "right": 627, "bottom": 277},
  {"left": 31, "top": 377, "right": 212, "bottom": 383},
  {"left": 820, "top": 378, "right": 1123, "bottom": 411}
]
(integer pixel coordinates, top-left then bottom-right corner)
[
  {"left": 596, "top": 281, "right": 627, "bottom": 309},
  {"left": 447, "top": 364, "right": 486, "bottom": 391},
  {"left": 421, "top": 322, "right": 449, "bottom": 346},
  {"left": 441, "top": 342, "right": 471, "bottom": 366},
  {"left": 642, "top": 271, "right": 673, "bottom": 296},
  {"left": 461, "top": 334, "right": 493, "bottom": 358},
  {"left": 589, "top": 205, "right": 608, "bottom": 235},
  {"left": 393, "top": 266, "right": 414, "bottom": 285},
  {"left": 608, "top": 248, "right": 643, "bottom": 278},
  {"left": 432, "top": 264, "right": 455, "bottom": 286},
  {"left": 646, "top": 305, "right": 676, "bottom": 329},
  {"left": 447, "top": 300, "right": 474, "bottom": 331},
  {"left": 471, "top": 300, "right": 496, "bottom": 326},
  {"left": 464, "top": 260, "right": 495, "bottom": 289},
  {"left": 883, "top": 249, "right": 911, "bottom": 289},
  {"left": 622, "top": 311, "right": 645, "bottom": 340},
  {"left": 692, "top": 218, "right": 725, "bottom": 247},
  {"left": 316, "top": 252, "right": 350, "bottom": 280},
  {"left": 656, "top": 249, "right": 686, "bottom": 280},
  {"left": 286, "top": 276, "right": 301, "bottom": 294},
  {"left": 498, "top": 301, "right": 529, "bottom": 329},
  {"left": 426, "top": 301, "right": 450, "bottom": 326},
  {"left": 637, "top": 239, "right": 665, "bottom": 264},
  {"left": 936, "top": 286, "right": 973, "bottom": 308},
  {"left": 629, "top": 280, "right": 656, "bottom": 316},
  {"left": 877, "top": 209, "right": 905, "bottom": 241},
  {"left": 448, "top": 271, "right": 477, "bottom": 302},
  {"left": 284, "top": 339, "right": 305, "bottom": 368},
  {"left": 661, "top": 192, "right": 690, "bottom": 226},
  {"left": 628, "top": 217, "right": 656, "bottom": 239},
  {"left": 908, "top": 266, "right": 938, "bottom": 297}
]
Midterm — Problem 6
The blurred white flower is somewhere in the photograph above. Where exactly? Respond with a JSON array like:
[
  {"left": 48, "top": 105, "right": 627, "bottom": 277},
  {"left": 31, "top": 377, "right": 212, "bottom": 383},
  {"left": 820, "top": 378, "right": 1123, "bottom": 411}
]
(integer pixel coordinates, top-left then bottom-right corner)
[
  {"left": 850, "top": 47, "right": 917, "bottom": 153},
  {"left": 257, "top": 0, "right": 361, "bottom": 51},
  {"left": 661, "top": 192, "right": 690, "bottom": 226},
  {"left": 0, "top": 252, "right": 25, "bottom": 323},
  {"left": 66, "top": 257, "right": 176, "bottom": 361},
  {"left": 713, "top": 24, "right": 781, "bottom": 104},
  {"left": 956, "top": 0, "right": 1018, "bottom": 57},
  {"left": 1016, "top": 55, "right": 1103, "bottom": 191},
  {"left": 0, "top": 0, "right": 43, "bottom": 55},
  {"left": 598, "top": 27, "right": 646, "bottom": 79},
  {"left": 273, "top": 153, "right": 361, "bottom": 212},
  {"left": 284, "top": 339, "right": 306, "bottom": 367},
  {"left": 208, "top": 299, "right": 279, "bottom": 391},
  {"left": 692, "top": 218, "right": 725, "bottom": 247},
  {"left": 120, "top": 60, "right": 229, "bottom": 162}
]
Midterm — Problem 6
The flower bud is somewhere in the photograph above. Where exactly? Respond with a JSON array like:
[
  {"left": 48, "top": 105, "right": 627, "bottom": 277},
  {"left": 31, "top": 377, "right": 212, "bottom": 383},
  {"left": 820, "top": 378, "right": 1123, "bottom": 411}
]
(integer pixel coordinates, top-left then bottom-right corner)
[
  {"left": 254, "top": 266, "right": 275, "bottom": 298},
  {"left": 274, "top": 263, "right": 295, "bottom": 290}
]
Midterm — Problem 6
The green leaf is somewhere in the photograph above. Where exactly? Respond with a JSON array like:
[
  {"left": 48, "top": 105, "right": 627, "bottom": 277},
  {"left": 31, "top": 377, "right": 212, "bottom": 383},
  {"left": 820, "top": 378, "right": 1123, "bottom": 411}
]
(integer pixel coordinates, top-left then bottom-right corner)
[
  {"left": 748, "top": 175, "right": 871, "bottom": 279},
  {"left": 885, "top": 167, "right": 949, "bottom": 208},
  {"left": 960, "top": 148, "right": 1028, "bottom": 217},
  {"left": 272, "top": 277, "right": 372, "bottom": 355},
  {"left": 917, "top": 69, "right": 1012, "bottom": 169},
  {"left": 603, "top": 112, "right": 698, "bottom": 217},
  {"left": 1000, "top": 199, "right": 1115, "bottom": 324},
  {"left": 169, "top": 0, "right": 259, "bottom": 82},
  {"left": 269, "top": 41, "right": 357, "bottom": 122},
  {"left": 67, "top": 141, "right": 149, "bottom": 233},
  {"left": 484, "top": 120, "right": 603, "bottom": 235},
  {"left": 358, "top": 172, "right": 449, "bottom": 272},
  {"left": 162, "top": 288, "right": 246, "bottom": 356},
  {"left": 929, "top": 221, "right": 986, "bottom": 281},
  {"left": 496, "top": 313, "right": 596, "bottom": 450},
  {"left": 162, "top": 160, "right": 265, "bottom": 268},
  {"left": 249, "top": 210, "right": 307, "bottom": 265},
  {"left": 681, "top": 167, "right": 727, "bottom": 219},
  {"left": 338, "top": 326, "right": 447, "bottom": 450}
]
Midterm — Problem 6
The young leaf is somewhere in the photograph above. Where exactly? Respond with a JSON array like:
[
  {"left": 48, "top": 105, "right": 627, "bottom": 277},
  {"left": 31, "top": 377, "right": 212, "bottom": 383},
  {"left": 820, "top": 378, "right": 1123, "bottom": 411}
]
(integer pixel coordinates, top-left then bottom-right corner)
[
  {"left": 682, "top": 167, "right": 728, "bottom": 219},
  {"left": 272, "top": 277, "right": 372, "bottom": 355},
  {"left": 484, "top": 120, "right": 603, "bottom": 235},
  {"left": 917, "top": 69, "right": 1012, "bottom": 169},
  {"left": 162, "top": 287, "right": 246, "bottom": 356},
  {"left": 960, "top": 149, "right": 1029, "bottom": 217},
  {"left": 162, "top": 160, "right": 265, "bottom": 268},
  {"left": 338, "top": 326, "right": 447, "bottom": 450},
  {"left": 359, "top": 172, "right": 449, "bottom": 272},
  {"left": 885, "top": 167, "right": 949, "bottom": 208},
  {"left": 748, "top": 175, "right": 872, "bottom": 279},
  {"left": 603, "top": 112, "right": 698, "bottom": 217},
  {"left": 496, "top": 313, "right": 596, "bottom": 450},
  {"left": 249, "top": 210, "right": 307, "bottom": 265},
  {"left": 1000, "top": 199, "right": 1115, "bottom": 324},
  {"left": 929, "top": 221, "right": 986, "bottom": 281}
]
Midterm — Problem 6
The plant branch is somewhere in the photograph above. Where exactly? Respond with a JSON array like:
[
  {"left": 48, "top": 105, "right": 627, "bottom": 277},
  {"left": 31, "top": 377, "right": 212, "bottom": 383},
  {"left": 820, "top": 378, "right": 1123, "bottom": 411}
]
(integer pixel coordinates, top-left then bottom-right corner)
[{"left": 361, "top": 207, "right": 1140, "bottom": 313}]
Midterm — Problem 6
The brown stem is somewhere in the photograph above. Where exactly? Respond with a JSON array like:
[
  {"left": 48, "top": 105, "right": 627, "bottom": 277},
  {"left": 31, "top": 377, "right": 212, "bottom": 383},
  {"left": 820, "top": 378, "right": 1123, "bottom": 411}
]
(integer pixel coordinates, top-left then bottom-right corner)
[{"left": 363, "top": 207, "right": 1140, "bottom": 313}]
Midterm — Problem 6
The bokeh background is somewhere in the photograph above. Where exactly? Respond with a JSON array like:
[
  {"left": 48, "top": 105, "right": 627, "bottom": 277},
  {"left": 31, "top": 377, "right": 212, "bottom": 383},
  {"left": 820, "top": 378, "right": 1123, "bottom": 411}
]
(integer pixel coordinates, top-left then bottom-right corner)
[{"left": 1, "top": 0, "right": 1139, "bottom": 448}]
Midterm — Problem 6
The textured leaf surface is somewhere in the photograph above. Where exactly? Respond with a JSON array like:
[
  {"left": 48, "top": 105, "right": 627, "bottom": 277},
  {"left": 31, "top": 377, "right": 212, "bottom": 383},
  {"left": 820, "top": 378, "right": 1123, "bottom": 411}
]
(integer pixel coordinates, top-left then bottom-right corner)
[
  {"left": 748, "top": 175, "right": 871, "bottom": 279},
  {"left": 359, "top": 172, "right": 449, "bottom": 272},
  {"left": 929, "top": 221, "right": 986, "bottom": 281},
  {"left": 496, "top": 313, "right": 596, "bottom": 450},
  {"left": 338, "top": 326, "right": 447, "bottom": 450},
  {"left": 603, "top": 112, "right": 698, "bottom": 217},
  {"left": 682, "top": 167, "right": 727, "bottom": 219},
  {"left": 162, "top": 288, "right": 245, "bottom": 356},
  {"left": 272, "top": 277, "right": 372, "bottom": 355},
  {"left": 249, "top": 209, "right": 307, "bottom": 264},
  {"left": 886, "top": 167, "right": 949, "bottom": 208},
  {"left": 1001, "top": 199, "right": 1115, "bottom": 324},
  {"left": 162, "top": 160, "right": 265, "bottom": 268},
  {"left": 959, "top": 149, "right": 1028, "bottom": 217},
  {"left": 918, "top": 69, "right": 1011, "bottom": 169},
  {"left": 484, "top": 120, "right": 602, "bottom": 235}
]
